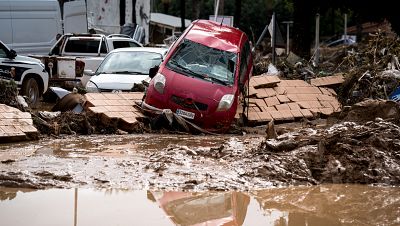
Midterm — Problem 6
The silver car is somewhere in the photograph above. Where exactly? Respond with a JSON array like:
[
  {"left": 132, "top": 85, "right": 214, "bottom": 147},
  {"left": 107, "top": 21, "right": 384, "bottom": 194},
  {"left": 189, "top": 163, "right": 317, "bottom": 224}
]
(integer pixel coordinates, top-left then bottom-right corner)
[{"left": 85, "top": 47, "right": 168, "bottom": 92}]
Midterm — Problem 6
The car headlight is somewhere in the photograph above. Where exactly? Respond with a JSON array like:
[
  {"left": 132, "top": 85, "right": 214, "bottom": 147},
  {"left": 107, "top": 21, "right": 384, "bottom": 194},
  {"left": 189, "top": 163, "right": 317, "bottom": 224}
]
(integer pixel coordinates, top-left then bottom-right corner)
[
  {"left": 85, "top": 80, "right": 99, "bottom": 93},
  {"left": 153, "top": 73, "right": 166, "bottom": 94},
  {"left": 216, "top": 94, "right": 234, "bottom": 111}
]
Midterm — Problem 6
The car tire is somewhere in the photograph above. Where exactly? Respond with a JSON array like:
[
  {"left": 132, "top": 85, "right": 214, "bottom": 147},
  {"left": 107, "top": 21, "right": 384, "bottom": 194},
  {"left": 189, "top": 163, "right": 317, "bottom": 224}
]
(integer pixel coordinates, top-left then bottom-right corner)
[{"left": 21, "top": 77, "right": 40, "bottom": 108}]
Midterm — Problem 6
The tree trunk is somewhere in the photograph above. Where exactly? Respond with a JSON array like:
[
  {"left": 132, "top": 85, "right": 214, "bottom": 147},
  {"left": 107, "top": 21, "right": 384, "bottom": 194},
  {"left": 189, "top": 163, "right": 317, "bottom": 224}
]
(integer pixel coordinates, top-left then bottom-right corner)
[
  {"left": 292, "top": 0, "right": 313, "bottom": 59},
  {"left": 234, "top": 0, "right": 241, "bottom": 28},
  {"left": 180, "top": 0, "right": 185, "bottom": 32},
  {"left": 191, "top": 0, "right": 201, "bottom": 20}
]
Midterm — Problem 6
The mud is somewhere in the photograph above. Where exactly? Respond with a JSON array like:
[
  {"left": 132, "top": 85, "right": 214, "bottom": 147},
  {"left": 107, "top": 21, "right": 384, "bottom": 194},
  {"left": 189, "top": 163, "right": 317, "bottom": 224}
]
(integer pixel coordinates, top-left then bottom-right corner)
[{"left": 1, "top": 184, "right": 399, "bottom": 226}]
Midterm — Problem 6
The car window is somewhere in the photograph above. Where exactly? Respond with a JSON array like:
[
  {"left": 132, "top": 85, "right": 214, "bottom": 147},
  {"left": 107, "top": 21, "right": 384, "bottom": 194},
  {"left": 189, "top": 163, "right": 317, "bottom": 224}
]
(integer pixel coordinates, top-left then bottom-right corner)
[
  {"left": 96, "top": 51, "right": 163, "bottom": 75},
  {"left": 166, "top": 39, "right": 237, "bottom": 86},
  {"left": 112, "top": 40, "right": 141, "bottom": 49},
  {"left": 65, "top": 39, "right": 101, "bottom": 53},
  {"left": 0, "top": 42, "right": 8, "bottom": 58}
]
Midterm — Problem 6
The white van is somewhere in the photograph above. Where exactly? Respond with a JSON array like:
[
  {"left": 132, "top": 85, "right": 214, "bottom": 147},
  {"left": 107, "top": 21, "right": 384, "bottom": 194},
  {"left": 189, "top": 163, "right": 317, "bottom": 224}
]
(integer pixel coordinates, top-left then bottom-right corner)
[{"left": 0, "top": 0, "right": 87, "bottom": 55}]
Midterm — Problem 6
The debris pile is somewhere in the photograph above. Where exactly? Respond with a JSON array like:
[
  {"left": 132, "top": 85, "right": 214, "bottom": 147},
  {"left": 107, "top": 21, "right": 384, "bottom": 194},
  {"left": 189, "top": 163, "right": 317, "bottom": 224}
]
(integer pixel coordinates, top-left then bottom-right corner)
[{"left": 244, "top": 75, "right": 343, "bottom": 125}]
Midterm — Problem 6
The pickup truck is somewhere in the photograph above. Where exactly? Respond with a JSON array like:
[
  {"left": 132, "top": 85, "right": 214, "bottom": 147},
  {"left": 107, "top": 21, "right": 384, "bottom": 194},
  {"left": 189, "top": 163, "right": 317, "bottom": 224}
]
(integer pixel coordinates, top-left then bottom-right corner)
[
  {"left": 30, "top": 33, "right": 142, "bottom": 88},
  {"left": 0, "top": 39, "right": 49, "bottom": 108}
]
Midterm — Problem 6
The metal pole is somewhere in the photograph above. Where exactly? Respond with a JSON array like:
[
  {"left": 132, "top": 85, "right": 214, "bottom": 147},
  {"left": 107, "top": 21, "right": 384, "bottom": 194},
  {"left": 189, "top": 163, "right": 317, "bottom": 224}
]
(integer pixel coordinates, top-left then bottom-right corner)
[
  {"left": 214, "top": 0, "right": 220, "bottom": 22},
  {"left": 314, "top": 13, "right": 320, "bottom": 67},
  {"left": 344, "top": 13, "right": 347, "bottom": 41},
  {"left": 271, "top": 12, "right": 276, "bottom": 65},
  {"left": 282, "top": 21, "right": 293, "bottom": 55},
  {"left": 74, "top": 188, "right": 78, "bottom": 226}
]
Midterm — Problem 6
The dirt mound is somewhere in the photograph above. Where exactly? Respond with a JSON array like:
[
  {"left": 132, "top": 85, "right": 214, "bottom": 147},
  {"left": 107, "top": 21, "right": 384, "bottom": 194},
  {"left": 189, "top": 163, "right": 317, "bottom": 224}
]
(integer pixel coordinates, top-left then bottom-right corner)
[{"left": 338, "top": 99, "right": 400, "bottom": 123}]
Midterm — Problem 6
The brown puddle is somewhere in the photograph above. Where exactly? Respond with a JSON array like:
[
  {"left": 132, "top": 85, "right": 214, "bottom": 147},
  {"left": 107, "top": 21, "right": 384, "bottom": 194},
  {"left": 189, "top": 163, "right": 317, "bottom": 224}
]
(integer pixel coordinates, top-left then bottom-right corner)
[{"left": 0, "top": 184, "right": 399, "bottom": 226}]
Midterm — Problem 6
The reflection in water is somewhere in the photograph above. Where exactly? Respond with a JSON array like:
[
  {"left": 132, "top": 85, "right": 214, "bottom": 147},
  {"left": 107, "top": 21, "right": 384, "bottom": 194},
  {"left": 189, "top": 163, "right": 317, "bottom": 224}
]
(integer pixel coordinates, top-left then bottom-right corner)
[
  {"left": 0, "top": 185, "right": 399, "bottom": 226},
  {"left": 149, "top": 191, "right": 250, "bottom": 226}
]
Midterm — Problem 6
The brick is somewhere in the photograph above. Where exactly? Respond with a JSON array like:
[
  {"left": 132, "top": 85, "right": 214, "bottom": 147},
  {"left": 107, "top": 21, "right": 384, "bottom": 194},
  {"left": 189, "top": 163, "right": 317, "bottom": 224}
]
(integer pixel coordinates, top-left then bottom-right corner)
[
  {"left": 1, "top": 125, "right": 24, "bottom": 135},
  {"left": 269, "top": 111, "right": 283, "bottom": 120},
  {"left": 277, "top": 95, "right": 290, "bottom": 103},
  {"left": 273, "top": 86, "right": 287, "bottom": 95},
  {"left": 319, "top": 87, "right": 332, "bottom": 96},
  {"left": 330, "top": 99, "right": 342, "bottom": 112},
  {"left": 264, "top": 97, "right": 280, "bottom": 107},
  {"left": 88, "top": 106, "right": 108, "bottom": 114},
  {"left": 246, "top": 112, "right": 260, "bottom": 122},
  {"left": 121, "top": 117, "right": 138, "bottom": 124},
  {"left": 290, "top": 109, "right": 303, "bottom": 118},
  {"left": 255, "top": 89, "right": 269, "bottom": 98},
  {"left": 287, "top": 102, "right": 300, "bottom": 110},
  {"left": 117, "top": 105, "right": 136, "bottom": 112},
  {"left": 104, "top": 99, "right": 121, "bottom": 106},
  {"left": 19, "top": 125, "right": 38, "bottom": 133},
  {"left": 248, "top": 86, "right": 258, "bottom": 96},
  {"left": 87, "top": 99, "right": 108, "bottom": 106},
  {"left": 279, "top": 110, "right": 295, "bottom": 120},
  {"left": 319, "top": 101, "right": 333, "bottom": 108},
  {"left": 253, "top": 75, "right": 280, "bottom": 88},
  {"left": 254, "top": 98, "right": 267, "bottom": 108},
  {"left": 320, "top": 108, "right": 334, "bottom": 115},
  {"left": 287, "top": 94, "right": 299, "bottom": 102},
  {"left": 104, "top": 105, "right": 125, "bottom": 112},
  {"left": 118, "top": 111, "right": 137, "bottom": 118},
  {"left": 309, "top": 101, "right": 322, "bottom": 108},
  {"left": 284, "top": 86, "right": 299, "bottom": 94},
  {"left": 265, "top": 88, "right": 277, "bottom": 97},
  {"left": 257, "top": 111, "right": 273, "bottom": 122},
  {"left": 300, "top": 109, "right": 314, "bottom": 118},
  {"left": 275, "top": 104, "right": 290, "bottom": 111},
  {"left": 261, "top": 106, "right": 277, "bottom": 112},
  {"left": 103, "top": 111, "right": 123, "bottom": 118},
  {"left": 297, "top": 101, "right": 311, "bottom": 109},
  {"left": 1, "top": 112, "right": 18, "bottom": 119},
  {"left": 103, "top": 93, "right": 122, "bottom": 100}
]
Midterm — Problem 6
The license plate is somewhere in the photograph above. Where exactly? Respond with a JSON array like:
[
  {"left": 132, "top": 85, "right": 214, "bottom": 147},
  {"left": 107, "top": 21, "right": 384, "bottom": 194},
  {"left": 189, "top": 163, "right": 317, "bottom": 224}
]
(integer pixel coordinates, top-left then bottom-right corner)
[{"left": 176, "top": 109, "right": 195, "bottom": 119}]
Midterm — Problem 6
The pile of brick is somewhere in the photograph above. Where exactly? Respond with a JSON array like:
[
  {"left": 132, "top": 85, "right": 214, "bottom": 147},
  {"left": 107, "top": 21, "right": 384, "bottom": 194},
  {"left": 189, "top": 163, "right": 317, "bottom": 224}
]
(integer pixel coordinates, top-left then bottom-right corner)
[
  {"left": 84, "top": 92, "right": 145, "bottom": 132},
  {"left": 245, "top": 75, "right": 343, "bottom": 125},
  {"left": 0, "top": 104, "right": 38, "bottom": 142}
]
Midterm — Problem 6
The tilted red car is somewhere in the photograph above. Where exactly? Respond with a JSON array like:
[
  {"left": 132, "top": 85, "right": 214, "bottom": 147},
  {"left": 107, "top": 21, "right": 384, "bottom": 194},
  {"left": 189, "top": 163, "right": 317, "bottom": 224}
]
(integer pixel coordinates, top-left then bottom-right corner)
[{"left": 143, "top": 19, "right": 253, "bottom": 133}]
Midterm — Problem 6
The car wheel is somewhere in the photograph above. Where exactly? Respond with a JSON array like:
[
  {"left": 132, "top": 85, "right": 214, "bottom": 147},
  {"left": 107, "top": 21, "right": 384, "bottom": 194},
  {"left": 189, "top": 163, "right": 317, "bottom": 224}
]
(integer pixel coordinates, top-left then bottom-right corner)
[{"left": 21, "top": 77, "right": 40, "bottom": 108}]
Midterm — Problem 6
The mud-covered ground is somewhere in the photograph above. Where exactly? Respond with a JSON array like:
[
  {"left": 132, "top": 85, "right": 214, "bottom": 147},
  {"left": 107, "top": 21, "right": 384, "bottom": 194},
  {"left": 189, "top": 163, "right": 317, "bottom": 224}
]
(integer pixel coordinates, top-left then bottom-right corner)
[{"left": 1, "top": 99, "right": 399, "bottom": 191}]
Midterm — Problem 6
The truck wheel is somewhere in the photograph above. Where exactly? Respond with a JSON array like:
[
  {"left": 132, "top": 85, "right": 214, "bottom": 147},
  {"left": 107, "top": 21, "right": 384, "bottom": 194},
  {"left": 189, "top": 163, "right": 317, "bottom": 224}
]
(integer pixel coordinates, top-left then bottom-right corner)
[{"left": 21, "top": 78, "right": 40, "bottom": 108}]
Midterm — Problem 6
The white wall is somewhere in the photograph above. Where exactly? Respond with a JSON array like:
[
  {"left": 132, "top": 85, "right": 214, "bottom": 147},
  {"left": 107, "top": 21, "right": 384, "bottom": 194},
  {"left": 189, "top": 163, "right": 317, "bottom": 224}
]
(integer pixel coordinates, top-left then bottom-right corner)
[{"left": 86, "top": 0, "right": 149, "bottom": 44}]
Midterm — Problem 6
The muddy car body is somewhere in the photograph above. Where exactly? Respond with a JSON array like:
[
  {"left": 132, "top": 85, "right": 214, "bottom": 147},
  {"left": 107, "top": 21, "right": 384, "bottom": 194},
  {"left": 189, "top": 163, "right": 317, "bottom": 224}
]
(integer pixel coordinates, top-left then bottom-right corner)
[{"left": 143, "top": 19, "right": 253, "bottom": 132}]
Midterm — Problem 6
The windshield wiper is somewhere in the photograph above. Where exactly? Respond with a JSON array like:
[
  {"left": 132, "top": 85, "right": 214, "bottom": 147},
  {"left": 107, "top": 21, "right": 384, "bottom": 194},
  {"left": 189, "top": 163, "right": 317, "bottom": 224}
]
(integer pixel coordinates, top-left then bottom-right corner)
[
  {"left": 113, "top": 71, "right": 146, "bottom": 75},
  {"left": 168, "top": 60, "right": 204, "bottom": 79},
  {"left": 205, "top": 76, "right": 229, "bottom": 86}
]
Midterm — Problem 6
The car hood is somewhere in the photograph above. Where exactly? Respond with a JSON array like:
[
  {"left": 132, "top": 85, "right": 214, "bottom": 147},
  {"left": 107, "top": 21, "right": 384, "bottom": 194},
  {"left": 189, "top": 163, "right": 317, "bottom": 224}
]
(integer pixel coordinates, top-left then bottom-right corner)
[
  {"left": 162, "top": 68, "right": 235, "bottom": 103},
  {"left": 15, "top": 55, "right": 42, "bottom": 65},
  {"left": 89, "top": 73, "right": 149, "bottom": 91}
]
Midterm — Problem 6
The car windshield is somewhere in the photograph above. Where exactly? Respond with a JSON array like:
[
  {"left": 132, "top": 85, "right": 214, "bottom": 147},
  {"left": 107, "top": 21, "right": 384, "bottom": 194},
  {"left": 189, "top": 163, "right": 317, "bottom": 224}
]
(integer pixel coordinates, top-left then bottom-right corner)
[
  {"left": 166, "top": 39, "right": 237, "bottom": 86},
  {"left": 96, "top": 51, "right": 163, "bottom": 75}
]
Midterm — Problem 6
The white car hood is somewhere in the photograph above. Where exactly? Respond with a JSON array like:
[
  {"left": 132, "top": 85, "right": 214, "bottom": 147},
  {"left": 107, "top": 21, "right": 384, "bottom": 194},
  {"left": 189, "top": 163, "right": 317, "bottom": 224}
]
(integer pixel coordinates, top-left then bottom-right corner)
[
  {"left": 15, "top": 55, "right": 42, "bottom": 65},
  {"left": 88, "top": 73, "right": 149, "bottom": 91}
]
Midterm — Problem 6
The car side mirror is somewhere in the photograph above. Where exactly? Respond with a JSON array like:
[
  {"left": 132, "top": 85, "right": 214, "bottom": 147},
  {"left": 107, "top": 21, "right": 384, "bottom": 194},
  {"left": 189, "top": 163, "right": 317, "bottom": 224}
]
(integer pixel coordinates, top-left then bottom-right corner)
[
  {"left": 8, "top": 49, "right": 17, "bottom": 59},
  {"left": 84, "top": 69, "right": 95, "bottom": 76},
  {"left": 149, "top": 65, "right": 159, "bottom": 79}
]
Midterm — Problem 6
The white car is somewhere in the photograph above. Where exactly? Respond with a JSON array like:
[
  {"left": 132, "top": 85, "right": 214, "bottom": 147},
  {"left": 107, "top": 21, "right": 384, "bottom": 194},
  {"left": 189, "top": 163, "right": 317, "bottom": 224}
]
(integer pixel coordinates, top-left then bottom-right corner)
[
  {"left": 0, "top": 39, "right": 49, "bottom": 108},
  {"left": 85, "top": 47, "right": 168, "bottom": 92}
]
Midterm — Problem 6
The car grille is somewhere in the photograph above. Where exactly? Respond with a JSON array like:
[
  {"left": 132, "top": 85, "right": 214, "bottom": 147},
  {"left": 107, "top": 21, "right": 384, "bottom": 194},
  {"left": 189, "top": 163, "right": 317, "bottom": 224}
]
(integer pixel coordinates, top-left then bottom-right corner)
[{"left": 171, "top": 95, "right": 208, "bottom": 111}]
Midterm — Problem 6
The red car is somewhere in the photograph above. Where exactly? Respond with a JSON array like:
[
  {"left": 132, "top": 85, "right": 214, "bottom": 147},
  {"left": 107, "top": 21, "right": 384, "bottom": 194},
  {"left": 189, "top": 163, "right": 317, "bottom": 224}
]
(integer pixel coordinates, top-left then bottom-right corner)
[{"left": 143, "top": 19, "right": 253, "bottom": 133}]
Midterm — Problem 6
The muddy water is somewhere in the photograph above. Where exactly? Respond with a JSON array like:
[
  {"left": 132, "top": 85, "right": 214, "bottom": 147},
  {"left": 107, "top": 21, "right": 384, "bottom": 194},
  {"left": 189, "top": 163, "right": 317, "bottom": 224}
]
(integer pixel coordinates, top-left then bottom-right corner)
[{"left": 0, "top": 185, "right": 399, "bottom": 226}]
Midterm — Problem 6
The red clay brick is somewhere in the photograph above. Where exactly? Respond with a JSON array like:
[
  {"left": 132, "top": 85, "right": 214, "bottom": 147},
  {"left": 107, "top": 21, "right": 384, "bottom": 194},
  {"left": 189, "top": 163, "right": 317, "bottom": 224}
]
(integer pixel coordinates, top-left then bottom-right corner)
[
  {"left": 88, "top": 106, "right": 108, "bottom": 114},
  {"left": 103, "top": 111, "right": 123, "bottom": 118},
  {"left": 287, "top": 94, "right": 299, "bottom": 102},
  {"left": 320, "top": 108, "right": 334, "bottom": 115},
  {"left": 247, "top": 112, "right": 260, "bottom": 122},
  {"left": 264, "top": 97, "right": 280, "bottom": 107},
  {"left": 297, "top": 101, "right": 311, "bottom": 109},
  {"left": 290, "top": 109, "right": 303, "bottom": 118},
  {"left": 300, "top": 109, "right": 314, "bottom": 118},
  {"left": 273, "top": 86, "right": 287, "bottom": 95},
  {"left": 277, "top": 95, "right": 290, "bottom": 103},
  {"left": 309, "top": 101, "right": 322, "bottom": 108},
  {"left": 254, "top": 98, "right": 267, "bottom": 108},
  {"left": 257, "top": 111, "right": 273, "bottom": 122},
  {"left": 19, "top": 125, "right": 38, "bottom": 133},
  {"left": 275, "top": 104, "right": 291, "bottom": 111},
  {"left": 287, "top": 102, "right": 300, "bottom": 110}
]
